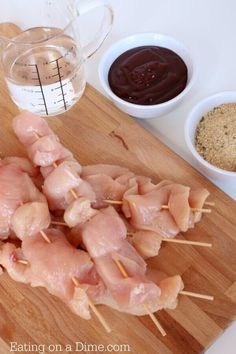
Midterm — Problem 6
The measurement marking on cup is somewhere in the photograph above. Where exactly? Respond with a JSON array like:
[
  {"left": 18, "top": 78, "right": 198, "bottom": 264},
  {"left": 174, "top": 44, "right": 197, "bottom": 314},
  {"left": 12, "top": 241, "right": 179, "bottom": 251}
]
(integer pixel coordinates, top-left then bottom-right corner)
[
  {"left": 56, "top": 58, "right": 67, "bottom": 111},
  {"left": 48, "top": 56, "right": 63, "bottom": 64},
  {"left": 35, "top": 64, "right": 49, "bottom": 115}
]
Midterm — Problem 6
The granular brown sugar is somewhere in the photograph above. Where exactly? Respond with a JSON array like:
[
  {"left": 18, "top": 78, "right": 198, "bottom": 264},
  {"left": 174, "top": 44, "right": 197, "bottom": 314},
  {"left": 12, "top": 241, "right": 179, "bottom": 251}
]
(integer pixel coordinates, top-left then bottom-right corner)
[{"left": 195, "top": 103, "right": 236, "bottom": 171}]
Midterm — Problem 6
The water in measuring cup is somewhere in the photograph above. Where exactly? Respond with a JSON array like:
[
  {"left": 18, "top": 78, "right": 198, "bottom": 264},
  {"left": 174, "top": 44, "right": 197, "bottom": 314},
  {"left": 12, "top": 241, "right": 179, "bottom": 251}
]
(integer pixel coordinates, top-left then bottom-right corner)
[{"left": 3, "top": 27, "right": 86, "bottom": 116}]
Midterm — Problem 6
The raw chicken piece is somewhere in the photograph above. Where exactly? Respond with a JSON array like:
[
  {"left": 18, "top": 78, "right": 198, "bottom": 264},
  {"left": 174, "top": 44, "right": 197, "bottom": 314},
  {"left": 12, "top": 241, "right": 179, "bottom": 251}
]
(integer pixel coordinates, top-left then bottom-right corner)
[
  {"left": 11, "top": 202, "right": 51, "bottom": 240},
  {"left": 43, "top": 161, "right": 83, "bottom": 210},
  {"left": 0, "top": 232, "right": 103, "bottom": 320},
  {"left": 3, "top": 156, "right": 39, "bottom": 177},
  {"left": 64, "top": 198, "right": 98, "bottom": 228},
  {"left": 168, "top": 184, "right": 191, "bottom": 232},
  {"left": 189, "top": 188, "right": 210, "bottom": 223},
  {"left": 0, "top": 164, "right": 45, "bottom": 239},
  {"left": 113, "top": 240, "right": 146, "bottom": 275},
  {"left": 115, "top": 172, "right": 135, "bottom": 186},
  {"left": 122, "top": 178, "right": 139, "bottom": 218},
  {"left": 159, "top": 275, "right": 184, "bottom": 309},
  {"left": 66, "top": 225, "right": 84, "bottom": 248},
  {"left": 22, "top": 229, "right": 93, "bottom": 296},
  {"left": 0, "top": 241, "right": 28, "bottom": 283},
  {"left": 82, "top": 212, "right": 127, "bottom": 258},
  {"left": 82, "top": 164, "right": 131, "bottom": 179},
  {"left": 27, "top": 135, "right": 63, "bottom": 167},
  {"left": 13, "top": 110, "right": 53, "bottom": 145},
  {"left": 40, "top": 147, "right": 76, "bottom": 178},
  {"left": 84, "top": 174, "right": 127, "bottom": 208},
  {"left": 81, "top": 211, "right": 163, "bottom": 314},
  {"left": 138, "top": 211, "right": 180, "bottom": 238},
  {"left": 22, "top": 229, "right": 95, "bottom": 319},
  {"left": 95, "top": 254, "right": 161, "bottom": 314},
  {"left": 130, "top": 230, "right": 162, "bottom": 259},
  {"left": 123, "top": 188, "right": 169, "bottom": 225},
  {"left": 100, "top": 205, "right": 121, "bottom": 218},
  {"left": 147, "top": 269, "right": 184, "bottom": 310},
  {"left": 74, "top": 180, "right": 96, "bottom": 204},
  {"left": 122, "top": 182, "right": 198, "bottom": 236}
]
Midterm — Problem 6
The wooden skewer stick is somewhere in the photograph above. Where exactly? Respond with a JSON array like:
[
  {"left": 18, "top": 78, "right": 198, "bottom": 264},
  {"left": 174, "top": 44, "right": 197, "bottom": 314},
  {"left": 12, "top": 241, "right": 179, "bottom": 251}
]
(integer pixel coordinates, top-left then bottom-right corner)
[
  {"left": 51, "top": 221, "right": 68, "bottom": 226},
  {"left": 104, "top": 200, "right": 123, "bottom": 205},
  {"left": 16, "top": 259, "right": 29, "bottom": 265},
  {"left": 113, "top": 256, "right": 166, "bottom": 337},
  {"left": 40, "top": 230, "right": 51, "bottom": 244},
  {"left": 205, "top": 201, "right": 215, "bottom": 206},
  {"left": 161, "top": 205, "right": 211, "bottom": 214},
  {"left": 127, "top": 232, "right": 212, "bottom": 248},
  {"left": 70, "top": 188, "right": 78, "bottom": 199},
  {"left": 71, "top": 276, "right": 111, "bottom": 333},
  {"left": 179, "top": 290, "right": 214, "bottom": 301},
  {"left": 161, "top": 238, "right": 212, "bottom": 248},
  {"left": 103, "top": 200, "right": 211, "bottom": 214}
]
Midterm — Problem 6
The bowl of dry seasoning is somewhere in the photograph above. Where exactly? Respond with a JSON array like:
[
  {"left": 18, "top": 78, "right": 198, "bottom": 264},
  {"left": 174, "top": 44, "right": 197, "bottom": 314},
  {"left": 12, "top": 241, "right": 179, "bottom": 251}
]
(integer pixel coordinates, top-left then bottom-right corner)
[{"left": 185, "top": 91, "right": 236, "bottom": 182}]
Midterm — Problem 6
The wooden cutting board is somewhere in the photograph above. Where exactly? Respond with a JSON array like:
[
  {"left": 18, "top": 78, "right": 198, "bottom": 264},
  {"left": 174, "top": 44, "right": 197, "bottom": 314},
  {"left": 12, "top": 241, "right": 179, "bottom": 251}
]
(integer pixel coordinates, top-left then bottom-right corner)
[{"left": 0, "top": 68, "right": 236, "bottom": 354}]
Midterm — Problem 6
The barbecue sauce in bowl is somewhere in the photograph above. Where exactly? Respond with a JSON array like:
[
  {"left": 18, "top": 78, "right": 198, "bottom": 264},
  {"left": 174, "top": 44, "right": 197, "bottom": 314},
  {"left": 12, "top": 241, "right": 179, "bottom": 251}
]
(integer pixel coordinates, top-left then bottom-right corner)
[{"left": 108, "top": 46, "right": 188, "bottom": 105}]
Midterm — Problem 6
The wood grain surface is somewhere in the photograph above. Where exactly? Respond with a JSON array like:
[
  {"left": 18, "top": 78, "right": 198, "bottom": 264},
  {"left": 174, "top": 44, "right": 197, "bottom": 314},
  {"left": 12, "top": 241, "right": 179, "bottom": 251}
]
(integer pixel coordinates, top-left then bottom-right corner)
[{"left": 0, "top": 24, "right": 236, "bottom": 354}]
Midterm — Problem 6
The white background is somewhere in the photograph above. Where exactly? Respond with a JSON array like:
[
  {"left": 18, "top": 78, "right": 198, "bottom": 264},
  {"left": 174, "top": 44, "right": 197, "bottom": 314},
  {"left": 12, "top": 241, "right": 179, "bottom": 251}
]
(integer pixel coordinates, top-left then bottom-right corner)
[
  {"left": 2, "top": 0, "right": 236, "bottom": 353},
  {"left": 82, "top": 1, "right": 236, "bottom": 353}
]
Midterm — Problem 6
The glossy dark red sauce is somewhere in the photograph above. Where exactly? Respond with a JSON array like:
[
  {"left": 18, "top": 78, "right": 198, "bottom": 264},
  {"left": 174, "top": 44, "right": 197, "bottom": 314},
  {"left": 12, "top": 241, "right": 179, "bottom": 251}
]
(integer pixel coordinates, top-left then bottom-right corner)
[{"left": 108, "top": 46, "right": 188, "bottom": 105}]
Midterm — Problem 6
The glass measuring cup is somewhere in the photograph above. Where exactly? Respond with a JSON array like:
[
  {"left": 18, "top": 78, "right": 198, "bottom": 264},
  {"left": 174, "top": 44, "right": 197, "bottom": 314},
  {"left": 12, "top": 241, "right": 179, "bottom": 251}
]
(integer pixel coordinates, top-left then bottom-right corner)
[{"left": 0, "top": 0, "right": 113, "bottom": 116}]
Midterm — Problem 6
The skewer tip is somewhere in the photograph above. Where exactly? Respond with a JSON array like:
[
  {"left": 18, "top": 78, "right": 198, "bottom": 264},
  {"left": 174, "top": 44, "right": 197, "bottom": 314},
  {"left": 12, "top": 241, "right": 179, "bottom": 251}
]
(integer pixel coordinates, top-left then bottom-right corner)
[
  {"left": 40, "top": 230, "right": 51, "bottom": 244},
  {"left": 180, "top": 290, "right": 214, "bottom": 301}
]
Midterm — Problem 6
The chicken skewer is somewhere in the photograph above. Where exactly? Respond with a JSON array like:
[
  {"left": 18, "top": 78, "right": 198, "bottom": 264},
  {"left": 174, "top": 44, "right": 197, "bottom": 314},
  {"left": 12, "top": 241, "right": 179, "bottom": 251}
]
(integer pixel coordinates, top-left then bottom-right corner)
[
  {"left": 13, "top": 112, "right": 168, "bottom": 331},
  {"left": 5, "top": 227, "right": 111, "bottom": 333},
  {"left": 104, "top": 199, "right": 211, "bottom": 213},
  {"left": 0, "top": 166, "right": 111, "bottom": 333},
  {"left": 114, "top": 258, "right": 213, "bottom": 307},
  {"left": 15, "top": 252, "right": 214, "bottom": 302},
  {"left": 11, "top": 111, "right": 214, "bottom": 326},
  {"left": 10, "top": 202, "right": 214, "bottom": 334},
  {"left": 113, "top": 256, "right": 167, "bottom": 337},
  {"left": 50, "top": 220, "right": 212, "bottom": 248}
]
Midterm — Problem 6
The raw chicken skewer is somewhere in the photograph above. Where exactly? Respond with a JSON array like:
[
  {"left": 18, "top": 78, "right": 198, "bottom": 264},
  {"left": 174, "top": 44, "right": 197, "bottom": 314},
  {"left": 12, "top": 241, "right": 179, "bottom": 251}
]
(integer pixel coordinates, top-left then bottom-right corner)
[
  {"left": 114, "top": 258, "right": 213, "bottom": 312},
  {"left": 12, "top": 112, "right": 214, "bottom": 317},
  {"left": 6, "top": 228, "right": 111, "bottom": 333},
  {"left": 113, "top": 256, "right": 167, "bottom": 337},
  {"left": 15, "top": 254, "right": 214, "bottom": 301},
  {"left": 104, "top": 199, "right": 211, "bottom": 213},
  {"left": 50, "top": 220, "right": 212, "bottom": 248},
  {"left": 13, "top": 113, "right": 167, "bottom": 330},
  {"left": 77, "top": 208, "right": 168, "bottom": 330},
  {"left": 0, "top": 168, "right": 111, "bottom": 332},
  {"left": 102, "top": 182, "right": 213, "bottom": 246}
]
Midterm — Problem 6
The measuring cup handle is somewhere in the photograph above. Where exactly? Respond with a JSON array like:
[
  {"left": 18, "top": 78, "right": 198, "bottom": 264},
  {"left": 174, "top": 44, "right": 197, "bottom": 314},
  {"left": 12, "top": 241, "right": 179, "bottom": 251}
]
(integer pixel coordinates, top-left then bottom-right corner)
[{"left": 77, "top": 0, "right": 114, "bottom": 59}]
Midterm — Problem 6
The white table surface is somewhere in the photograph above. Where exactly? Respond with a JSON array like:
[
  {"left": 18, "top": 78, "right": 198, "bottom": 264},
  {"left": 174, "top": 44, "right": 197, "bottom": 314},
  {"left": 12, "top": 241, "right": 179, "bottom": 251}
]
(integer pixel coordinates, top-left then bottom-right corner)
[{"left": 82, "top": 0, "right": 236, "bottom": 353}]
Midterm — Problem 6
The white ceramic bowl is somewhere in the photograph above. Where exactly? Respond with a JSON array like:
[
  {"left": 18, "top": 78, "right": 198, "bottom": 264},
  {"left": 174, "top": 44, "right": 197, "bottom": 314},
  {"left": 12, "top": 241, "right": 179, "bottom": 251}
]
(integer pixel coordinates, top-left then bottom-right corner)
[
  {"left": 185, "top": 91, "right": 236, "bottom": 183},
  {"left": 99, "top": 33, "right": 196, "bottom": 119}
]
